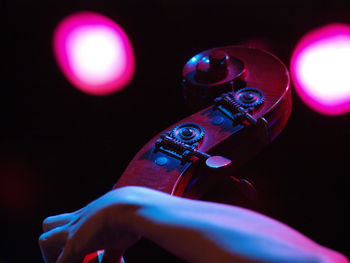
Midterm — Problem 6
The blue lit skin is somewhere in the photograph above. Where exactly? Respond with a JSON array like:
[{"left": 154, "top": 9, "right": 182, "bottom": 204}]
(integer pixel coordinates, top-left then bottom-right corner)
[{"left": 38, "top": 186, "right": 347, "bottom": 263}]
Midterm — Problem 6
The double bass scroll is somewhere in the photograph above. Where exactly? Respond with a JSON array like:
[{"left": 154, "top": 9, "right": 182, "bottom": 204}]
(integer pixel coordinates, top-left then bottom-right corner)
[{"left": 84, "top": 46, "right": 292, "bottom": 263}]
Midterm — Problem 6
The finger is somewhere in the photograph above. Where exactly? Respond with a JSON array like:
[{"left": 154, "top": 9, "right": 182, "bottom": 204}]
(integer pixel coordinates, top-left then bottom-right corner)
[
  {"left": 43, "top": 213, "right": 74, "bottom": 232},
  {"left": 56, "top": 239, "right": 87, "bottom": 263},
  {"left": 39, "top": 226, "right": 68, "bottom": 263}
]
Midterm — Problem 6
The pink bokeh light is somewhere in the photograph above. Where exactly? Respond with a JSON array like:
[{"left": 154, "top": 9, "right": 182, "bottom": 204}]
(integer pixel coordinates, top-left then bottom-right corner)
[
  {"left": 291, "top": 23, "right": 350, "bottom": 115},
  {"left": 53, "top": 11, "right": 135, "bottom": 96}
]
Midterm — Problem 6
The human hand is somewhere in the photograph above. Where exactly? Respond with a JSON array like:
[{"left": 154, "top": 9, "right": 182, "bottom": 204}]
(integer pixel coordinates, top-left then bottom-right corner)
[
  {"left": 39, "top": 186, "right": 349, "bottom": 263},
  {"left": 39, "top": 187, "right": 141, "bottom": 263}
]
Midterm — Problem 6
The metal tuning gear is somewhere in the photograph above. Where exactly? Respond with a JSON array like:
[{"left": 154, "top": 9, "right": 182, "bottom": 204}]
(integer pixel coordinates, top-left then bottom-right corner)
[
  {"left": 171, "top": 122, "right": 204, "bottom": 144},
  {"left": 214, "top": 92, "right": 258, "bottom": 125},
  {"left": 154, "top": 123, "right": 231, "bottom": 169},
  {"left": 233, "top": 87, "right": 264, "bottom": 109}
]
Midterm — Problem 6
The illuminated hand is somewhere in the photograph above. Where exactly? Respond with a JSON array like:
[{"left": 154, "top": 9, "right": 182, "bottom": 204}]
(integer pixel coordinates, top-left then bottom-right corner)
[
  {"left": 39, "top": 186, "right": 349, "bottom": 263},
  {"left": 39, "top": 187, "right": 141, "bottom": 263}
]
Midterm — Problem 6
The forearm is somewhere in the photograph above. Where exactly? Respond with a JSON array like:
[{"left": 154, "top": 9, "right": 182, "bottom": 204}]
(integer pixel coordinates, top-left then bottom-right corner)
[
  {"left": 39, "top": 186, "right": 348, "bottom": 263},
  {"left": 116, "top": 187, "right": 348, "bottom": 263}
]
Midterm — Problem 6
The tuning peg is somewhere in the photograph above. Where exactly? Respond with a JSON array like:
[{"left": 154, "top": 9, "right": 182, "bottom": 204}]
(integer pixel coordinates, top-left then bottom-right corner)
[{"left": 205, "top": 155, "right": 232, "bottom": 169}]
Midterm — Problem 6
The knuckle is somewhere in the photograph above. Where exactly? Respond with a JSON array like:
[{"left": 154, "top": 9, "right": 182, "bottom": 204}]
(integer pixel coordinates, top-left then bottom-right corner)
[{"left": 116, "top": 186, "right": 144, "bottom": 200}]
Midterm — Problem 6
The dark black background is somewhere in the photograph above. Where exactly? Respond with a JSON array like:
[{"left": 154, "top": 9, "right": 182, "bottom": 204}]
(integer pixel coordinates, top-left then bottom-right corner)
[{"left": 1, "top": 0, "right": 349, "bottom": 262}]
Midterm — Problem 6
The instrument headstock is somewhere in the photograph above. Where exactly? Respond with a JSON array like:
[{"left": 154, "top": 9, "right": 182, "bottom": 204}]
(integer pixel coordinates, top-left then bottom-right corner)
[
  {"left": 84, "top": 46, "right": 292, "bottom": 263},
  {"left": 115, "top": 46, "right": 291, "bottom": 198}
]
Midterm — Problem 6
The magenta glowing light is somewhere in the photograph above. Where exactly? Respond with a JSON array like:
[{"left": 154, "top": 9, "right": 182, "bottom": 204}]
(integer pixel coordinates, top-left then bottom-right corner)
[
  {"left": 53, "top": 11, "right": 135, "bottom": 96},
  {"left": 291, "top": 23, "right": 350, "bottom": 115}
]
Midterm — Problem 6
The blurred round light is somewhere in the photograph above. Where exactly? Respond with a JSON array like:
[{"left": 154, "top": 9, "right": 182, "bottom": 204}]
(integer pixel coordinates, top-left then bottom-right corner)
[
  {"left": 53, "top": 11, "right": 135, "bottom": 96},
  {"left": 291, "top": 23, "right": 350, "bottom": 115}
]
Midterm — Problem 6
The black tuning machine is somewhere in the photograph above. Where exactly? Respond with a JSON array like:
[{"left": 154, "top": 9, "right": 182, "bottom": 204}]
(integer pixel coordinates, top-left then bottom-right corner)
[{"left": 154, "top": 122, "right": 232, "bottom": 169}]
